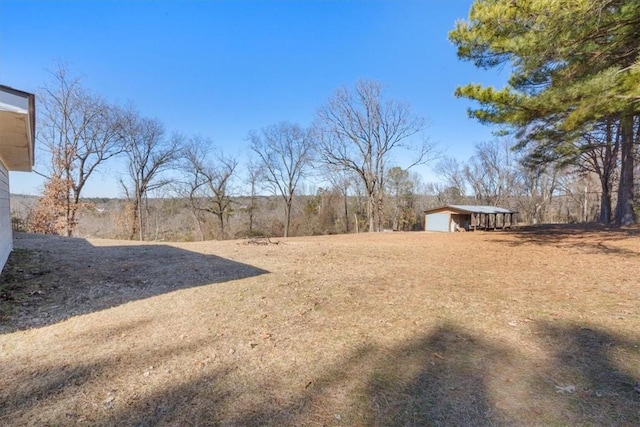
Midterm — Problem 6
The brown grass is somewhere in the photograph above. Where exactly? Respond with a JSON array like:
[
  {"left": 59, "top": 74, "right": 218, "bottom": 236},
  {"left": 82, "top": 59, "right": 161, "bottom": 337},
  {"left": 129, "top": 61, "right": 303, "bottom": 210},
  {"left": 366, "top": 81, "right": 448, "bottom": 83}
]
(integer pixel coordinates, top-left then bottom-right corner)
[{"left": 1, "top": 225, "right": 639, "bottom": 426}]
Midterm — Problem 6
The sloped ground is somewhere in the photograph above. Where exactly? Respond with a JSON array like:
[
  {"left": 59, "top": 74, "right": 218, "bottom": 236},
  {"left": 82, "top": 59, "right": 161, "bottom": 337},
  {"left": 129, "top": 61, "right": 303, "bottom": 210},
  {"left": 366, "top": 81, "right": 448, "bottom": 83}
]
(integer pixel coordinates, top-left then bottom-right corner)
[{"left": 1, "top": 226, "right": 639, "bottom": 426}]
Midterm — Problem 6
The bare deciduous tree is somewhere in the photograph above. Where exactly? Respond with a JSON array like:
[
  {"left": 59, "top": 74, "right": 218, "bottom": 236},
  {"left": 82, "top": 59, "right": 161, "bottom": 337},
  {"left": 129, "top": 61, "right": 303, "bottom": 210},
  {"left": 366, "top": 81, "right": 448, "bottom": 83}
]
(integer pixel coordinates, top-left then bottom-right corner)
[
  {"left": 518, "top": 161, "right": 559, "bottom": 224},
  {"left": 315, "top": 79, "right": 435, "bottom": 232},
  {"left": 463, "top": 140, "right": 520, "bottom": 206},
  {"left": 119, "top": 107, "right": 182, "bottom": 240},
  {"left": 324, "top": 165, "right": 356, "bottom": 233},
  {"left": 249, "top": 122, "right": 315, "bottom": 238},
  {"left": 577, "top": 119, "right": 620, "bottom": 224},
  {"left": 33, "top": 64, "right": 122, "bottom": 236},
  {"left": 435, "top": 158, "right": 468, "bottom": 203},
  {"left": 385, "top": 166, "right": 417, "bottom": 231},
  {"left": 182, "top": 137, "right": 238, "bottom": 240},
  {"left": 434, "top": 138, "right": 569, "bottom": 224},
  {"left": 243, "top": 159, "right": 263, "bottom": 236}
]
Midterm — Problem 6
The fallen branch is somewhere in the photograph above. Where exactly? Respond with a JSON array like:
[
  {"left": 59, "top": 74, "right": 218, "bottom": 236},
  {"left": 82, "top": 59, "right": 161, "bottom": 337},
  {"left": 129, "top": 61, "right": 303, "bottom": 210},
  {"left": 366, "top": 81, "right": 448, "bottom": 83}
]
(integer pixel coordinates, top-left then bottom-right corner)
[{"left": 242, "top": 236, "right": 282, "bottom": 246}]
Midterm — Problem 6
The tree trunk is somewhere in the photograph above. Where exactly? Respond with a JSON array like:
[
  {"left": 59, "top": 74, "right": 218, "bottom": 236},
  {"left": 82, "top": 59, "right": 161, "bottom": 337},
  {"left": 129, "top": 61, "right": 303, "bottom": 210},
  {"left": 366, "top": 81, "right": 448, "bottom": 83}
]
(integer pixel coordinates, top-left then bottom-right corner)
[
  {"left": 284, "top": 201, "right": 291, "bottom": 238},
  {"left": 596, "top": 117, "right": 617, "bottom": 224},
  {"left": 129, "top": 198, "right": 139, "bottom": 240},
  {"left": 218, "top": 213, "right": 225, "bottom": 239},
  {"left": 343, "top": 191, "right": 349, "bottom": 233},
  {"left": 65, "top": 171, "right": 73, "bottom": 237},
  {"left": 377, "top": 191, "right": 385, "bottom": 231},
  {"left": 248, "top": 192, "right": 256, "bottom": 235},
  {"left": 367, "top": 193, "right": 375, "bottom": 232},
  {"left": 192, "top": 209, "right": 205, "bottom": 241},
  {"left": 599, "top": 177, "right": 612, "bottom": 224},
  {"left": 614, "top": 113, "right": 635, "bottom": 226},
  {"left": 138, "top": 194, "right": 144, "bottom": 241}
]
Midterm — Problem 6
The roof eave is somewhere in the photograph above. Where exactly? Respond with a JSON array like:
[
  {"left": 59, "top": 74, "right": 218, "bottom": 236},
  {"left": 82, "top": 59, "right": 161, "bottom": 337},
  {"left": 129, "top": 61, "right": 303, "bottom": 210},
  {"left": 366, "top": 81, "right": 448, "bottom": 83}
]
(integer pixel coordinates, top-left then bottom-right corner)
[{"left": 0, "top": 85, "right": 35, "bottom": 171}]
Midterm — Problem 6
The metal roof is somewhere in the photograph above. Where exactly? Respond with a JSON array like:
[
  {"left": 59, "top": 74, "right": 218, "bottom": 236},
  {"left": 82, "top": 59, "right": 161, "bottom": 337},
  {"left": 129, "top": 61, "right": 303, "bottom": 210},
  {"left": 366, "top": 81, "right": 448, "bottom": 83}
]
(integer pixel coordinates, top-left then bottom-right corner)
[{"left": 425, "top": 205, "right": 517, "bottom": 214}]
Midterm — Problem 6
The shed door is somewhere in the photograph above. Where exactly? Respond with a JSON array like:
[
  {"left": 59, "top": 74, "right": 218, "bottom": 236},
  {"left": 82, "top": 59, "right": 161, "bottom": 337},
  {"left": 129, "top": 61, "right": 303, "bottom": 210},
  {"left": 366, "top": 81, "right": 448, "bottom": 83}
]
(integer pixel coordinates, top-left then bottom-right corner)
[{"left": 426, "top": 213, "right": 450, "bottom": 232}]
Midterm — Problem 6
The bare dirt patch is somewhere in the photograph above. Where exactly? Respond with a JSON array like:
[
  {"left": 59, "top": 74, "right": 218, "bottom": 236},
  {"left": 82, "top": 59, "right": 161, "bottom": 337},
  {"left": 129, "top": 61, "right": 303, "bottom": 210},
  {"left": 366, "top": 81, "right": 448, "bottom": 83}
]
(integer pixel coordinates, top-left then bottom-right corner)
[{"left": 1, "top": 226, "right": 639, "bottom": 425}]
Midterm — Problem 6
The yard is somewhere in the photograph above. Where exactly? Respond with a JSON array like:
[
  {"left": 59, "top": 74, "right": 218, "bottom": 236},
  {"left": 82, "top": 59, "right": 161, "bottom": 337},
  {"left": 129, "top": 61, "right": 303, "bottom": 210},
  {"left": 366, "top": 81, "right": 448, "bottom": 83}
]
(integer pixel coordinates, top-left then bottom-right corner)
[{"left": 1, "top": 226, "right": 639, "bottom": 426}]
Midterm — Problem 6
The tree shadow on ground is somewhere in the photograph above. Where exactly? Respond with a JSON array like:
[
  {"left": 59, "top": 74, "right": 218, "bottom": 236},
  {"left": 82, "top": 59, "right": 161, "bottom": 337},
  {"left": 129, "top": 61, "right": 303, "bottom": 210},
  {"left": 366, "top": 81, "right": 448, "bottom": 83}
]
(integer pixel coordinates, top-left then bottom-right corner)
[
  {"left": 3, "top": 320, "right": 639, "bottom": 425},
  {"left": 97, "top": 324, "right": 517, "bottom": 426},
  {"left": 213, "top": 323, "right": 640, "bottom": 425},
  {"left": 0, "top": 233, "right": 268, "bottom": 333},
  {"left": 1, "top": 360, "right": 100, "bottom": 417},
  {"left": 494, "top": 223, "right": 640, "bottom": 256},
  {"left": 534, "top": 321, "right": 640, "bottom": 425},
  {"left": 359, "top": 325, "right": 510, "bottom": 426}
]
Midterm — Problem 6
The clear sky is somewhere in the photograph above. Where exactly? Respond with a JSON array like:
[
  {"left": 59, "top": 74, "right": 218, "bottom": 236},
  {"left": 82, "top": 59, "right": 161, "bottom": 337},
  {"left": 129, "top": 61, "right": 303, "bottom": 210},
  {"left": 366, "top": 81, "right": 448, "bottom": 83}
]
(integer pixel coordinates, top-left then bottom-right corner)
[{"left": 1, "top": 0, "right": 507, "bottom": 198}]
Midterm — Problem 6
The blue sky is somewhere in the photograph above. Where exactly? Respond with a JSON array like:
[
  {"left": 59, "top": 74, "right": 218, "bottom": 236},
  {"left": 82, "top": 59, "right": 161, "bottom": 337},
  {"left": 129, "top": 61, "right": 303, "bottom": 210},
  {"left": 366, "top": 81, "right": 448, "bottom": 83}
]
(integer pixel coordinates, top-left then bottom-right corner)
[{"left": 1, "top": 0, "right": 507, "bottom": 197}]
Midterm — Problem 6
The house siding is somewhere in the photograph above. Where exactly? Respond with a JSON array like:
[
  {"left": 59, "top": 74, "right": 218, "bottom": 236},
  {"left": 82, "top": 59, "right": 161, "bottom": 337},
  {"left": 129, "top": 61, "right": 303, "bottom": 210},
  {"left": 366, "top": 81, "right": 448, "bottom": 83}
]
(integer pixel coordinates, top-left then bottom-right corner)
[{"left": 0, "top": 159, "right": 11, "bottom": 270}]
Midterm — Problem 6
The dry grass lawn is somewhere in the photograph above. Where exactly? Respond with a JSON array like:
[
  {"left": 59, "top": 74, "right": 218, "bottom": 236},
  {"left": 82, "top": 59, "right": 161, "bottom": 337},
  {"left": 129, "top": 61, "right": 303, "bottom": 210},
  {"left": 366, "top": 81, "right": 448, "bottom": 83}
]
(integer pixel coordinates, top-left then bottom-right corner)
[{"left": 1, "top": 225, "right": 639, "bottom": 426}]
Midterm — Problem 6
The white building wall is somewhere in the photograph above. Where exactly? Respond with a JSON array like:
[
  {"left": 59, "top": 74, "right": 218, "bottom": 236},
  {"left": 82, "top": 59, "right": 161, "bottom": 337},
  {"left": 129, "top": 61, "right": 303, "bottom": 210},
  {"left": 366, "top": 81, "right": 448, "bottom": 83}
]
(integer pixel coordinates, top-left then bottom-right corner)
[
  {"left": 425, "top": 212, "right": 451, "bottom": 232},
  {"left": 0, "top": 159, "right": 12, "bottom": 271}
]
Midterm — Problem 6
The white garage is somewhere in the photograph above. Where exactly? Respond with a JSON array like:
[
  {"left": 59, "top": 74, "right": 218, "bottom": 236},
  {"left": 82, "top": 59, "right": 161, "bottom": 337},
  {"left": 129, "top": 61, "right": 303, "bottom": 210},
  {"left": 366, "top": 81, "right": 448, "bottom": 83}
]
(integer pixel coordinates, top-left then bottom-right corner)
[{"left": 0, "top": 85, "right": 35, "bottom": 271}]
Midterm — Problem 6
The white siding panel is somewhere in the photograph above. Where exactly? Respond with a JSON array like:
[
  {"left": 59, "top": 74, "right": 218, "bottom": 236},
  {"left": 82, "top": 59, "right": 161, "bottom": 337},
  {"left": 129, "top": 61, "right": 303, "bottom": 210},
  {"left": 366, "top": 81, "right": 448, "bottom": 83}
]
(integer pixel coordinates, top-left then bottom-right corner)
[{"left": 0, "top": 160, "right": 11, "bottom": 270}]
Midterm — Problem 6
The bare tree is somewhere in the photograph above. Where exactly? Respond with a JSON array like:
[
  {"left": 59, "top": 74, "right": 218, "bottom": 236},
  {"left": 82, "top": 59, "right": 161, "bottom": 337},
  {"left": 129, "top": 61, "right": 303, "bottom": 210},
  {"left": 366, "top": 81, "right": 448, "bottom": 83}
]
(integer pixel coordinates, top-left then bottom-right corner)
[
  {"left": 517, "top": 161, "right": 560, "bottom": 224},
  {"left": 433, "top": 138, "right": 571, "bottom": 224},
  {"left": 315, "top": 79, "right": 435, "bottom": 232},
  {"left": 243, "top": 159, "right": 263, "bottom": 236},
  {"left": 182, "top": 137, "right": 238, "bottom": 240},
  {"left": 33, "top": 64, "right": 122, "bottom": 236},
  {"left": 577, "top": 119, "right": 620, "bottom": 224},
  {"left": 435, "top": 157, "right": 468, "bottom": 203},
  {"left": 119, "top": 107, "right": 182, "bottom": 240},
  {"left": 463, "top": 140, "right": 520, "bottom": 206},
  {"left": 324, "top": 164, "right": 356, "bottom": 233},
  {"left": 521, "top": 117, "right": 621, "bottom": 224},
  {"left": 249, "top": 122, "right": 315, "bottom": 237},
  {"left": 385, "top": 166, "right": 417, "bottom": 230}
]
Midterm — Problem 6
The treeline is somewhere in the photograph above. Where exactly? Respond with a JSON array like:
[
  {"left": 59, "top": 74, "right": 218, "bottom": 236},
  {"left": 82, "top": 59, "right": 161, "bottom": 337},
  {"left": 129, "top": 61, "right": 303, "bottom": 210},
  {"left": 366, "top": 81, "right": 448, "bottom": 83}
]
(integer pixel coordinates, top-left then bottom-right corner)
[
  {"left": 16, "top": 192, "right": 422, "bottom": 240},
  {"left": 12, "top": 187, "right": 596, "bottom": 241},
  {"left": 28, "top": 66, "right": 435, "bottom": 240}
]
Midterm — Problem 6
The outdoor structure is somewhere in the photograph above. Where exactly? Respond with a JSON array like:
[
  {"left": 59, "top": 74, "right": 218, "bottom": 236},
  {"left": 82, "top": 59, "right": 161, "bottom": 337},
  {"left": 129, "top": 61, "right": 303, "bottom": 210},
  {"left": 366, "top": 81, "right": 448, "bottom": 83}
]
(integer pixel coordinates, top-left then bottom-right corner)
[
  {"left": 424, "top": 205, "right": 517, "bottom": 232},
  {"left": 0, "top": 85, "right": 35, "bottom": 270}
]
